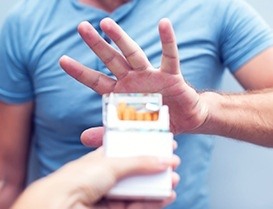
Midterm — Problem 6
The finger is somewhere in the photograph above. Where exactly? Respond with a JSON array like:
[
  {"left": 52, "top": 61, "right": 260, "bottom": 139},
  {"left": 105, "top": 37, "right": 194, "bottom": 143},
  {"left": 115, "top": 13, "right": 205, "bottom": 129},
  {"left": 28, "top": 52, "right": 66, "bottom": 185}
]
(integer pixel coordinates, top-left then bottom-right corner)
[
  {"left": 106, "top": 156, "right": 172, "bottom": 180},
  {"left": 171, "top": 154, "right": 181, "bottom": 170},
  {"left": 172, "top": 172, "right": 180, "bottom": 189},
  {"left": 120, "top": 192, "right": 176, "bottom": 209},
  {"left": 78, "top": 21, "right": 130, "bottom": 79},
  {"left": 94, "top": 199, "right": 125, "bottom": 209},
  {"left": 160, "top": 191, "right": 177, "bottom": 208},
  {"left": 97, "top": 199, "right": 167, "bottom": 209},
  {"left": 81, "top": 131, "right": 177, "bottom": 149},
  {"left": 81, "top": 128, "right": 181, "bottom": 170},
  {"left": 124, "top": 201, "right": 165, "bottom": 209},
  {"left": 159, "top": 18, "right": 180, "bottom": 75},
  {"left": 80, "top": 127, "right": 105, "bottom": 147},
  {"left": 100, "top": 18, "right": 152, "bottom": 71},
  {"left": 59, "top": 55, "right": 116, "bottom": 94}
]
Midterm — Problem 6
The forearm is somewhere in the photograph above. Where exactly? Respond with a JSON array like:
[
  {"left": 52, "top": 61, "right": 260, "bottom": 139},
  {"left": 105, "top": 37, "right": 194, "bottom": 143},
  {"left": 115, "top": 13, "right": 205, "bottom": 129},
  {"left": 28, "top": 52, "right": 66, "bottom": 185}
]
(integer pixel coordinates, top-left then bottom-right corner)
[
  {"left": 195, "top": 89, "right": 273, "bottom": 147},
  {"left": 0, "top": 161, "right": 29, "bottom": 209},
  {"left": 0, "top": 180, "right": 24, "bottom": 209},
  {"left": 0, "top": 101, "right": 33, "bottom": 209}
]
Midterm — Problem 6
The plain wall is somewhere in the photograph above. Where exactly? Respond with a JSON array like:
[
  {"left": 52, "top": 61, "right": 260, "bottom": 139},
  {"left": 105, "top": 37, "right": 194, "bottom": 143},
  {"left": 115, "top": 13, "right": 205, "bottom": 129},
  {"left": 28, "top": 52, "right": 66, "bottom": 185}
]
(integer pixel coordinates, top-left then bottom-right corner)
[{"left": 1, "top": 1, "right": 273, "bottom": 209}]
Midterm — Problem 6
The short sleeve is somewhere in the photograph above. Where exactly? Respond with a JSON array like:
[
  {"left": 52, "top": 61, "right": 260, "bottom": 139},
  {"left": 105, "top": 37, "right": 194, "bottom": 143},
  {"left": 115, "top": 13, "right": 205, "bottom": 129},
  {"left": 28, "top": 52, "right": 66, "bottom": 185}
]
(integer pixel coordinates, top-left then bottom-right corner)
[
  {"left": 0, "top": 7, "right": 34, "bottom": 104},
  {"left": 219, "top": 0, "right": 273, "bottom": 73}
]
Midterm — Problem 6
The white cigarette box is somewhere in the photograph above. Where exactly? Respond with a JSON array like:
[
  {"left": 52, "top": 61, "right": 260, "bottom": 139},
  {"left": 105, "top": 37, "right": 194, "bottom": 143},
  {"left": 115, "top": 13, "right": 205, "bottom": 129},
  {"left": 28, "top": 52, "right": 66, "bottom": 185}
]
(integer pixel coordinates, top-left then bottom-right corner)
[{"left": 103, "top": 93, "right": 173, "bottom": 200}]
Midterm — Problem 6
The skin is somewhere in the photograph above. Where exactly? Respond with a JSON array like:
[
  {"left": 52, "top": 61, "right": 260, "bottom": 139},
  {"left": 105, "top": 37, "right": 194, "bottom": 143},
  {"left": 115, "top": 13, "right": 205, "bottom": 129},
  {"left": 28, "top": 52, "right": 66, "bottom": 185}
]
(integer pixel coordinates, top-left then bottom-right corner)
[
  {"left": 11, "top": 148, "right": 180, "bottom": 209},
  {"left": 79, "top": 0, "right": 129, "bottom": 12},
  {"left": 60, "top": 18, "right": 204, "bottom": 135},
  {"left": 0, "top": 2, "right": 132, "bottom": 208},
  {"left": 2, "top": 1, "right": 273, "bottom": 207},
  {"left": 59, "top": 18, "right": 273, "bottom": 147},
  {"left": 0, "top": 101, "right": 33, "bottom": 209}
]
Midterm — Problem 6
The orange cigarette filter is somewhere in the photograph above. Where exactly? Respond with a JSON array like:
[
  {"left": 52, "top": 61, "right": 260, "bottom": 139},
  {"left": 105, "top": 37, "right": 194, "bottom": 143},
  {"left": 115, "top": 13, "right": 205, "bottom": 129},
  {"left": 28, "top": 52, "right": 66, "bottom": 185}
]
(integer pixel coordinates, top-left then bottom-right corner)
[
  {"left": 117, "top": 102, "right": 159, "bottom": 121},
  {"left": 117, "top": 102, "right": 127, "bottom": 120},
  {"left": 123, "top": 106, "right": 136, "bottom": 120},
  {"left": 144, "top": 112, "right": 152, "bottom": 121},
  {"left": 152, "top": 112, "right": 159, "bottom": 121},
  {"left": 135, "top": 112, "right": 144, "bottom": 121}
]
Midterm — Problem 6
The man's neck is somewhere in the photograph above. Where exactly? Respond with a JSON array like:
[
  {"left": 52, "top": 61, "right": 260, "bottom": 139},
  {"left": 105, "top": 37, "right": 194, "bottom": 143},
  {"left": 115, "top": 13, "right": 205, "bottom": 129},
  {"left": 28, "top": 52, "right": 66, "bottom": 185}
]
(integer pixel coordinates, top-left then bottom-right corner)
[{"left": 79, "top": 0, "right": 129, "bottom": 12}]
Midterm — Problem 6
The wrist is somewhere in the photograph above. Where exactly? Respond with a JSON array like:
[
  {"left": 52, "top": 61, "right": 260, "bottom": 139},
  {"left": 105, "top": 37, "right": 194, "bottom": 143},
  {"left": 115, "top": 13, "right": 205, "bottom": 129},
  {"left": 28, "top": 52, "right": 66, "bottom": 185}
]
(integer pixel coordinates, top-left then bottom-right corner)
[
  {"left": 190, "top": 91, "right": 223, "bottom": 134},
  {"left": 12, "top": 172, "right": 80, "bottom": 209}
]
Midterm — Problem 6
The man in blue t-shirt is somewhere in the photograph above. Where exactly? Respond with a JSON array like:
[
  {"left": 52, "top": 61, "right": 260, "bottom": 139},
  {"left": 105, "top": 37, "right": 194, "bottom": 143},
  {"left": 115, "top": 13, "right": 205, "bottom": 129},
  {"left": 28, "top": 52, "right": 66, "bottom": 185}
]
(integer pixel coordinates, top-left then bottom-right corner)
[{"left": 1, "top": 0, "right": 273, "bottom": 209}]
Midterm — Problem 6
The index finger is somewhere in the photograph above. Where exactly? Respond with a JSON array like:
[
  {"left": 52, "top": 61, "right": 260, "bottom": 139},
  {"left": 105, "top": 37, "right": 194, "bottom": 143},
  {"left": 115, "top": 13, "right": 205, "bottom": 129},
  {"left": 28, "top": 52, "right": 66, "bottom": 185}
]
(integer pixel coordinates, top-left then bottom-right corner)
[
  {"left": 100, "top": 18, "right": 153, "bottom": 71},
  {"left": 78, "top": 21, "right": 130, "bottom": 79}
]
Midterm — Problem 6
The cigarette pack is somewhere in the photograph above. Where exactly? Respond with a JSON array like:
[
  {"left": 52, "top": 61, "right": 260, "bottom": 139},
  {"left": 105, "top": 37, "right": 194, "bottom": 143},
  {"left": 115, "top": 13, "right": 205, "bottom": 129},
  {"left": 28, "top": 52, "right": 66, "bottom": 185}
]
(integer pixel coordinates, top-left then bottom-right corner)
[{"left": 103, "top": 93, "right": 173, "bottom": 200}]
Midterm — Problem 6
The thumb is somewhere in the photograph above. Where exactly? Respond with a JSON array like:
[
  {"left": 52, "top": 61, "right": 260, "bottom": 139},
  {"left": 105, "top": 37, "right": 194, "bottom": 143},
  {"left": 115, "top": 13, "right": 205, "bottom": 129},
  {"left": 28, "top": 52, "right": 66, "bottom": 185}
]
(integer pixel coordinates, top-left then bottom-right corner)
[{"left": 81, "top": 127, "right": 105, "bottom": 147}]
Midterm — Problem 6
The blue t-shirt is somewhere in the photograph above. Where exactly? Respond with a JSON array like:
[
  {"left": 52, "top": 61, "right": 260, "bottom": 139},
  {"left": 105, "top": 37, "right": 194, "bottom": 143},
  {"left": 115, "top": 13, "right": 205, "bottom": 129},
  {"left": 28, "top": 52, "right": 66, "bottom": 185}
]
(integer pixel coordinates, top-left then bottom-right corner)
[{"left": 1, "top": 0, "right": 273, "bottom": 208}]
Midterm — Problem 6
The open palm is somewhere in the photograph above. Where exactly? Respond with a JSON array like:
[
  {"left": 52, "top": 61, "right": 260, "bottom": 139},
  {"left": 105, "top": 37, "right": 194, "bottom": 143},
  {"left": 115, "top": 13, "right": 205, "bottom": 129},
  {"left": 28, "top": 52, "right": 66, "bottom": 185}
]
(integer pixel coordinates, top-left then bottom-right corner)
[{"left": 60, "top": 18, "right": 207, "bottom": 134}]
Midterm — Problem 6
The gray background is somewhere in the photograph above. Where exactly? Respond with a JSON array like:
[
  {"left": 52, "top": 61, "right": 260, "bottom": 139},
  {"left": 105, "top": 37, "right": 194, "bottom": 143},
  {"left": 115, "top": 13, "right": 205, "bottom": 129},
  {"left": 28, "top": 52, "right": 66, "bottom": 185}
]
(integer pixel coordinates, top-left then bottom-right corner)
[{"left": 1, "top": 1, "right": 273, "bottom": 209}]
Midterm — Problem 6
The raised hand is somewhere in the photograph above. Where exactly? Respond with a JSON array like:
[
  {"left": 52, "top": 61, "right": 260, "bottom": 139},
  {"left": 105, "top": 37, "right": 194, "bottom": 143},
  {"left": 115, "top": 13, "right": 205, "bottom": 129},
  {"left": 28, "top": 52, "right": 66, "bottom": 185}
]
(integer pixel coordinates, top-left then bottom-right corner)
[{"left": 59, "top": 18, "right": 208, "bottom": 137}]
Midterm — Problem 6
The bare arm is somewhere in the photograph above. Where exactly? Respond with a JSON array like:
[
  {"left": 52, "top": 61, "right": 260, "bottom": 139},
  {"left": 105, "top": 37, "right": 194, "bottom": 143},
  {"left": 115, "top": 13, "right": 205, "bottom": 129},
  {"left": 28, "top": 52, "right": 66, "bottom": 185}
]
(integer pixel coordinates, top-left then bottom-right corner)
[
  {"left": 234, "top": 47, "right": 273, "bottom": 90},
  {"left": 60, "top": 18, "right": 273, "bottom": 147},
  {"left": 0, "top": 101, "right": 33, "bottom": 209},
  {"left": 195, "top": 89, "right": 273, "bottom": 146},
  {"left": 195, "top": 47, "right": 273, "bottom": 146}
]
